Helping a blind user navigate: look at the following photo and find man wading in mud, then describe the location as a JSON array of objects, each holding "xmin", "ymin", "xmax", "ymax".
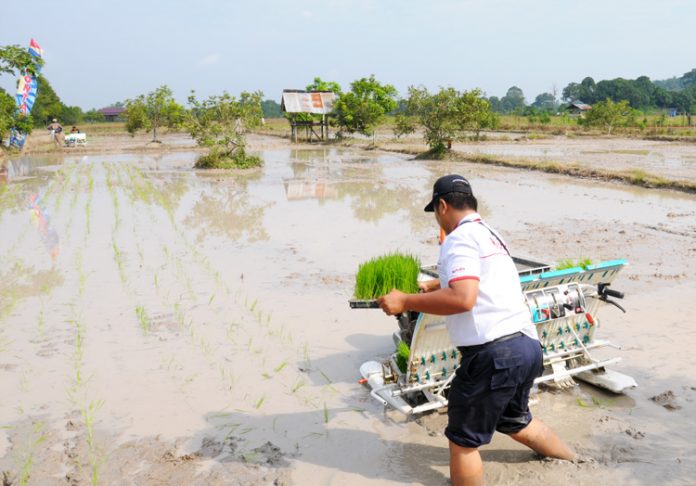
[{"xmin": 378, "ymin": 174, "xmax": 574, "ymax": 485}]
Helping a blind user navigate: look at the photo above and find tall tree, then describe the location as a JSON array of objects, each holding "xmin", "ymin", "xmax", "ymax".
[
  {"xmin": 398, "ymin": 86, "xmax": 497, "ymax": 154},
  {"xmin": 125, "ymin": 85, "xmax": 184, "ymax": 142},
  {"xmin": 261, "ymin": 99, "xmax": 282, "ymax": 118},
  {"xmin": 531, "ymin": 92, "xmax": 558, "ymax": 112},
  {"xmin": 580, "ymin": 99, "xmax": 634, "ymax": 134},
  {"xmin": 500, "ymin": 86, "xmax": 526, "ymax": 113},
  {"xmin": 334, "ymin": 75, "xmax": 398, "ymax": 141},
  {"xmin": 305, "ymin": 77, "xmax": 342, "ymax": 94}
]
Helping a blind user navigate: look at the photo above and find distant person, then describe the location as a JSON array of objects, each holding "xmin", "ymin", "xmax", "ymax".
[
  {"xmin": 70, "ymin": 126, "xmax": 80, "ymax": 134},
  {"xmin": 47, "ymin": 119, "xmax": 64, "ymax": 147}
]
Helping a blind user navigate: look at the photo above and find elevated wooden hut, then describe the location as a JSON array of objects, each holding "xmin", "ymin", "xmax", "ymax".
[{"xmin": 281, "ymin": 90, "xmax": 336, "ymax": 142}]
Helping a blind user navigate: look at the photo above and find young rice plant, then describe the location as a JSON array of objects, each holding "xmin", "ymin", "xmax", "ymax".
[{"xmin": 354, "ymin": 253, "xmax": 421, "ymax": 299}]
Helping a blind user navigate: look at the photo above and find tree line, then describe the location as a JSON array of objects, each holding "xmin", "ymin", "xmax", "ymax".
[{"xmin": 487, "ymin": 69, "xmax": 696, "ymax": 116}]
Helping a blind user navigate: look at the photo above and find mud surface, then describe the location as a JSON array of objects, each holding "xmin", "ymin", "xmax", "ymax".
[
  {"xmin": 1, "ymin": 135, "xmax": 695, "ymax": 484},
  {"xmin": 381, "ymin": 134, "xmax": 696, "ymax": 182}
]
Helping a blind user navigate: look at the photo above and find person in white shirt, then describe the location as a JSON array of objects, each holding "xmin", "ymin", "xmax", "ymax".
[{"xmin": 378, "ymin": 174, "xmax": 574, "ymax": 486}]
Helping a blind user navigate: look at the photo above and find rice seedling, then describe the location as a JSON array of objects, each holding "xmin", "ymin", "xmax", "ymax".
[
  {"xmin": 36, "ymin": 310, "xmax": 46, "ymax": 339},
  {"xmin": 323, "ymin": 402, "xmax": 329, "ymax": 424},
  {"xmin": 395, "ymin": 341, "xmax": 410, "ymax": 373},
  {"xmin": 291, "ymin": 379, "xmax": 306, "ymax": 394},
  {"xmin": 318, "ymin": 369, "xmax": 332, "ymax": 384},
  {"xmin": 81, "ymin": 399, "xmax": 105, "ymax": 486},
  {"xmin": 135, "ymin": 305, "xmax": 150, "ymax": 334},
  {"xmin": 111, "ymin": 239, "xmax": 127, "ymax": 285},
  {"xmin": 354, "ymin": 253, "xmax": 421, "ymax": 299},
  {"xmin": 274, "ymin": 361, "xmax": 287, "ymax": 373},
  {"xmin": 556, "ymin": 258, "xmax": 593, "ymax": 270},
  {"xmin": 254, "ymin": 395, "xmax": 265, "ymax": 409},
  {"xmin": 17, "ymin": 421, "xmax": 47, "ymax": 486}
]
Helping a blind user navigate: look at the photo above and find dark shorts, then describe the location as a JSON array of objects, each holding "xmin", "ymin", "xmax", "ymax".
[{"xmin": 445, "ymin": 333, "xmax": 543, "ymax": 448}]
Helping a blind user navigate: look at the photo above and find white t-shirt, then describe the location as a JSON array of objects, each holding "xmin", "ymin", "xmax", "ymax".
[{"xmin": 437, "ymin": 213, "xmax": 537, "ymax": 346}]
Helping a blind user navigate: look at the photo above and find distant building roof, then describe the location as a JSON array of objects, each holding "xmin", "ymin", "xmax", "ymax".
[
  {"xmin": 281, "ymin": 90, "xmax": 336, "ymax": 114},
  {"xmin": 568, "ymin": 102, "xmax": 592, "ymax": 111},
  {"xmin": 98, "ymin": 106, "xmax": 126, "ymax": 116}
]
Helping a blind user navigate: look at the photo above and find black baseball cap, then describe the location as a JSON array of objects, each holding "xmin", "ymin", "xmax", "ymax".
[{"xmin": 424, "ymin": 174, "xmax": 473, "ymax": 212}]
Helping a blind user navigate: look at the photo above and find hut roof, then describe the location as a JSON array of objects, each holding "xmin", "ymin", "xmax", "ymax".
[
  {"xmin": 98, "ymin": 106, "xmax": 126, "ymax": 116},
  {"xmin": 281, "ymin": 90, "xmax": 336, "ymax": 114}
]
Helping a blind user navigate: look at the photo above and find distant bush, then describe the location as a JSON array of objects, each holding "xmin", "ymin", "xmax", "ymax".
[{"xmin": 194, "ymin": 146, "xmax": 262, "ymax": 169}]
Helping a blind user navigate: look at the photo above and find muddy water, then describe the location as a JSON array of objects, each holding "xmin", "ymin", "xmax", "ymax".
[{"xmin": 1, "ymin": 143, "xmax": 695, "ymax": 485}]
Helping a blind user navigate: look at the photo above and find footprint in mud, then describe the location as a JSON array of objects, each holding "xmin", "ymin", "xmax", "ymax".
[
  {"xmin": 624, "ymin": 426, "xmax": 646, "ymax": 439},
  {"xmin": 250, "ymin": 441, "xmax": 289, "ymax": 467},
  {"xmin": 650, "ymin": 390, "xmax": 681, "ymax": 411}
]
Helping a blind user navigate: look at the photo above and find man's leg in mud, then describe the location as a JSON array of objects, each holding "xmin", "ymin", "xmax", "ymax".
[
  {"xmin": 449, "ymin": 441, "xmax": 484, "ymax": 486},
  {"xmin": 508, "ymin": 418, "xmax": 575, "ymax": 460}
]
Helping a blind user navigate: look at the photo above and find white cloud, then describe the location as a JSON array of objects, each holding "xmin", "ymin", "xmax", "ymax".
[{"xmin": 199, "ymin": 54, "xmax": 220, "ymax": 66}]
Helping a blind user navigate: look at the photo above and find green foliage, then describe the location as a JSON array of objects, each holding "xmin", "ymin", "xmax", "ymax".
[
  {"xmin": 531, "ymin": 92, "xmax": 558, "ymax": 112},
  {"xmin": 306, "ymin": 77, "xmax": 342, "ymax": 94},
  {"xmin": 335, "ymin": 75, "xmax": 398, "ymax": 138},
  {"xmin": 194, "ymin": 146, "xmax": 263, "ymax": 169},
  {"xmin": 402, "ymin": 86, "xmax": 498, "ymax": 153},
  {"xmin": 0, "ymin": 90, "xmax": 33, "ymax": 140},
  {"xmin": 30, "ymin": 76, "xmax": 63, "ymax": 126},
  {"xmin": 395, "ymin": 341, "xmax": 410, "ymax": 373},
  {"xmin": 0, "ymin": 44, "xmax": 43, "ymax": 77},
  {"xmin": 187, "ymin": 90, "xmax": 264, "ymax": 169},
  {"xmin": 563, "ymin": 70, "xmax": 696, "ymax": 114},
  {"xmin": 556, "ymin": 258, "xmax": 593, "ymax": 270},
  {"xmin": 500, "ymin": 86, "xmax": 526, "ymax": 114},
  {"xmin": 125, "ymin": 85, "xmax": 184, "ymax": 141},
  {"xmin": 579, "ymin": 99, "xmax": 635, "ymax": 134},
  {"xmin": 354, "ymin": 253, "xmax": 420, "ymax": 299},
  {"xmin": 261, "ymin": 99, "xmax": 282, "ymax": 118},
  {"xmin": 83, "ymin": 109, "xmax": 105, "ymax": 123},
  {"xmin": 393, "ymin": 112, "xmax": 417, "ymax": 138}
]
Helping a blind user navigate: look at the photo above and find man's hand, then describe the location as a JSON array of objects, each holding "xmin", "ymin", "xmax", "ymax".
[
  {"xmin": 377, "ymin": 289, "xmax": 407, "ymax": 316},
  {"xmin": 418, "ymin": 279, "xmax": 440, "ymax": 293}
]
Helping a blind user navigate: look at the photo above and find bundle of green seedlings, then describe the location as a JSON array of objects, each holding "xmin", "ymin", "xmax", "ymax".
[
  {"xmin": 556, "ymin": 258, "xmax": 593, "ymax": 270},
  {"xmin": 353, "ymin": 253, "xmax": 421, "ymax": 300}
]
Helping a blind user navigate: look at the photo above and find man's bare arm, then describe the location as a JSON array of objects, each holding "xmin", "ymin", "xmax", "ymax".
[{"xmin": 378, "ymin": 279, "xmax": 478, "ymax": 316}]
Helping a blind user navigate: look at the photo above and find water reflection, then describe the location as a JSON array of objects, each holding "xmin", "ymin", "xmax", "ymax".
[
  {"xmin": 1, "ymin": 155, "xmax": 62, "ymax": 182},
  {"xmin": 27, "ymin": 192, "xmax": 60, "ymax": 262},
  {"xmin": 285, "ymin": 149, "xmax": 434, "ymax": 230},
  {"xmin": 184, "ymin": 178, "xmax": 271, "ymax": 243}
]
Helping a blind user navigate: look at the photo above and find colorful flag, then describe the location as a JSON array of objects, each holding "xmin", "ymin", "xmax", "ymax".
[
  {"xmin": 9, "ymin": 39, "xmax": 43, "ymax": 149},
  {"xmin": 28, "ymin": 38, "xmax": 43, "ymax": 59}
]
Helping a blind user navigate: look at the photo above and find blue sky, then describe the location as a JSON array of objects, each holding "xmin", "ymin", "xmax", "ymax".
[{"xmin": 1, "ymin": 0, "xmax": 694, "ymax": 109}]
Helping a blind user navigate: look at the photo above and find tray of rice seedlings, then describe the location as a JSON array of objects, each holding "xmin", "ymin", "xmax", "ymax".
[{"xmin": 349, "ymin": 253, "xmax": 421, "ymax": 309}]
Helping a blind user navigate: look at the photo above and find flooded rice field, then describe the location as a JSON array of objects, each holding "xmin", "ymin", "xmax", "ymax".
[
  {"xmin": 1, "ymin": 139, "xmax": 695, "ymax": 485},
  {"xmin": 450, "ymin": 137, "xmax": 696, "ymax": 181}
]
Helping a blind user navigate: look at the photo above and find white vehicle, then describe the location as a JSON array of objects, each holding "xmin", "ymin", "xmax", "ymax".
[{"xmin": 64, "ymin": 133, "xmax": 87, "ymax": 147}]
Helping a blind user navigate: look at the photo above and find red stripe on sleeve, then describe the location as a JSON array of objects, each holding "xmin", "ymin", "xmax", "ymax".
[{"xmin": 449, "ymin": 276, "xmax": 480, "ymax": 285}]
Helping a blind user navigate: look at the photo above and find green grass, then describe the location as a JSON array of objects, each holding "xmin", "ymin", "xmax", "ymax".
[{"xmin": 354, "ymin": 253, "xmax": 421, "ymax": 299}]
